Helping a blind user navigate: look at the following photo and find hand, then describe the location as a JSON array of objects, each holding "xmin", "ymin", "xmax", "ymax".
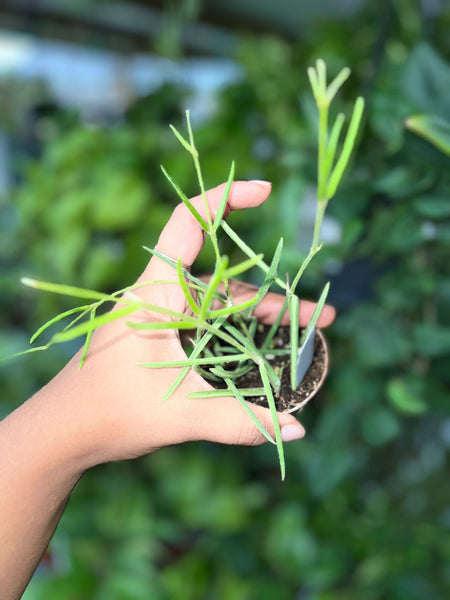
[
  {"xmin": 0, "ymin": 180, "xmax": 335, "ymax": 600},
  {"xmin": 35, "ymin": 181, "xmax": 335, "ymax": 471}
]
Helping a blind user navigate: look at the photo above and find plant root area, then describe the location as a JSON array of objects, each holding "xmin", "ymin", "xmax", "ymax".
[{"xmin": 210, "ymin": 325, "xmax": 327, "ymax": 413}]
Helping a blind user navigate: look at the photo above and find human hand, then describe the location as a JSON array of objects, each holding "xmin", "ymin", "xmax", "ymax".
[{"xmin": 35, "ymin": 181, "xmax": 335, "ymax": 472}]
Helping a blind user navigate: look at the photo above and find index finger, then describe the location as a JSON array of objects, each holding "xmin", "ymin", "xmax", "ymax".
[{"xmin": 143, "ymin": 180, "xmax": 272, "ymax": 281}]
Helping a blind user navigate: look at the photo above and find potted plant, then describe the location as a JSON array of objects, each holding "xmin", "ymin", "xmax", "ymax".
[{"xmin": 13, "ymin": 60, "xmax": 364, "ymax": 479}]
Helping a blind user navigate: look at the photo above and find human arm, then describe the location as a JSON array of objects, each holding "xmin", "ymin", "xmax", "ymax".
[{"xmin": 0, "ymin": 181, "xmax": 335, "ymax": 599}]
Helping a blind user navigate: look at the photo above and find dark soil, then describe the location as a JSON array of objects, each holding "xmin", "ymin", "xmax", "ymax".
[{"xmin": 237, "ymin": 326, "xmax": 327, "ymax": 412}]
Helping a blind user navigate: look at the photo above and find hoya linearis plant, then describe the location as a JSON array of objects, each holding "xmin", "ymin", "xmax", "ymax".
[{"xmin": 11, "ymin": 60, "xmax": 364, "ymax": 479}]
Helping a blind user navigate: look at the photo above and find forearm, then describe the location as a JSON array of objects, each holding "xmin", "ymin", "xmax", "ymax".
[{"xmin": 0, "ymin": 386, "xmax": 84, "ymax": 600}]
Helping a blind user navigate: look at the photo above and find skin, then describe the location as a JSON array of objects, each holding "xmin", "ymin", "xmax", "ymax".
[{"xmin": 0, "ymin": 181, "xmax": 335, "ymax": 599}]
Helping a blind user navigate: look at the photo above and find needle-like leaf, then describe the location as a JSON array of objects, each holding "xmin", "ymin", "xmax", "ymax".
[
  {"xmin": 225, "ymin": 378, "xmax": 276, "ymax": 444},
  {"xmin": 260, "ymin": 364, "xmax": 285, "ymax": 480},
  {"xmin": 299, "ymin": 281, "xmax": 330, "ymax": 346},
  {"xmin": 30, "ymin": 305, "xmax": 91, "ymax": 343},
  {"xmin": 79, "ymin": 308, "xmax": 96, "ymax": 368},
  {"xmin": 160, "ymin": 165, "xmax": 209, "ymax": 231},
  {"xmin": 289, "ymin": 294, "xmax": 300, "ymax": 391},
  {"xmin": 214, "ymin": 161, "xmax": 235, "ymax": 231}
]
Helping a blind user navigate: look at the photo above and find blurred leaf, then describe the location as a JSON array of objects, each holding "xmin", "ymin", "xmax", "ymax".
[
  {"xmin": 406, "ymin": 114, "xmax": 450, "ymax": 156},
  {"xmin": 361, "ymin": 407, "xmax": 401, "ymax": 446},
  {"xmin": 413, "ymin": 195, "xmax": 450, "ymax": 219},
  {"xmin": 414, "ymin": 323, "xmax": 450, "ymax": 356},
  {"xmin": 387, "ymin": 378, "xmax": 427, "ymax": 415}
]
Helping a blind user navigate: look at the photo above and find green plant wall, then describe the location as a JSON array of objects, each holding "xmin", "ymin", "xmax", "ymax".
[{"xmin": 1, "ymin": 1, "xmax": 449, "ymax": 598}]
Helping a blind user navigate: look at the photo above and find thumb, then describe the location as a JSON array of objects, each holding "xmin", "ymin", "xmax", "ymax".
[{"xmin": 185, "ymin": 394, "xmax": 306, "ymax": 446}]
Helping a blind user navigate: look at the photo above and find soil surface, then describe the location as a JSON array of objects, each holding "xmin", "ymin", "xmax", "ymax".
[{"xmin": 209, "ymin": 325, "xmax": 327, "ymax": 413}]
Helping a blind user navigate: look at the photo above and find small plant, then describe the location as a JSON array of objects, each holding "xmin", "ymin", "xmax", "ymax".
[{"xmin": 12, "ymin": 61, "xmax": 364, "ymax": 479}]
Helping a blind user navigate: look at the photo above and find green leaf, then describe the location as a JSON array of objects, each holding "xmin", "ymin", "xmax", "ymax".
[
  {"xmin": 414, "ymin": 323, "xmax": 450, "ymax": 356},
  {"xmin": 30, "ymin": 305, "xmax": 91, "ymax": 343},
  {"xmin": 214, "ymin": 161, "xmax": 235, "ymax": 231},
  {"xmin": 413, "ymin": 196, "xmax": 450, "ymax": 219},
  {"xmin": 406, "ymin": 114, "xmax": 450, "ymax": 155},
  {"xmin": 140, "ymin": 353, "xmax": 248, "ymax": 368},
  {"xmin": 387, "ymin": 378, "xmax": 427, "ymax": 415},
  {"xmin": 161, "ymin": 315, "xmax": 228, "ymax": 401},
  {"xmin": 299, "ymin": 282, "xmax": 330, "ymax": 346},
  {"xmin": 259, "ymin": 364, "xmax": 285, "ymax": 480},
  {"xmin": 160, "ymin": 165, "xmax": 209, "ymax": 230},
  {"xmin": 221, "ymin": 221, "xmax": 287, "ymax": 290},
  {"xmin": 187, "ymin": 388, "xmax": 266, "ymax": 398},
  {"xmin": 207, "ymin": 296, "xmax": 258, "ymax": 319},
  {"xmin": 326, "ymin": 96, "xmax": 365, "ymax": 199},
  {"xmin": 324, "ymin": 113, "xmax": 345, "ymax": 179},
  {"xmin": 223, "ymin": 254, "xmax": 264, "ymax": 280},
  {"xmin": 21, "ymin": 278, "xmax": 113, "ymax": 302},
  {"xmin": 326, "ymin": 67, "xmax": 351, "ymax": 103},
  {"xmin": 246, "ymin": 238, "xmax": 284, "ymax": 318},
  {"xmin": 53, "ymin": 303, "xmax": 141, "ymax": 342},
  {"xmin": 225, "ymin": 378, "xmax": 276, "ymax": 445},
  {"xmin": 79, "ymin": 308, "xmax": 96, "ymax": 368},
  {"xmin": 169, "ymin": 123, "xmax": 193, "ymax": 153},
  {"xmin": 177, "ymin": 258, "xmax": 200, "ymax": 316},
  {"xmin": 289, "ymin": 294, "xmax": 299, "ymax": 391},
  {"xmin": 199, "ymin": 256, "xmax": 229, "ymax": 320}
]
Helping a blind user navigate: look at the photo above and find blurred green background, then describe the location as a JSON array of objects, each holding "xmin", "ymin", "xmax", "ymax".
[{"xmin": 1, "ymin": 1, "xmax": 449, "ymax": 598}]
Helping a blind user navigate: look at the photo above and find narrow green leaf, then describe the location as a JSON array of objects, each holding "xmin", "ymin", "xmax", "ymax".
[
  {"xmin": 169, "ymin": 123, "xmax": 193, "ymax": 153},
  {"xmin": 221, "ymin": 221, "xmax": 287, "ymax": 290},
  {"xmin": 246, "ymin": 238, "xmax": 284, "ymax": 317},
  {"xmin": 21, "ymin": 278, "xmax": 113, "ymax": 302},
  {"xmin": 289, "ymin": 294, "xmax": 300, "ymax": 390},
  {"xmin": 30, "ymin": 305, "xmax": 91, "ymax": 343},
  {"xmin": 53, "ymin": 304, "xmax": 140, "ymax": 342},
  {"xmin": 127, "ymin": 320, "xmax": 196, "ymax": 331},
  {"xmin": 326, "ymin": 67, "xmax": 351, "ymax": 102},
  {"xmin": 327, "ymin": 96, "xmax": 364, "ymax": 199},
  {"xmin": 199, "ymin": 256, "xmax": 229, "ymax": 320},
  {"xmin": 307, "ymin": 66, "xmax": 321, "ymax": 100},
  {"xmin": 143, "ymin": 246, "xmax": 229, "ymax": 301},
  {"xmin": 324, "ymin": 113, "xmax": 345, "ymax": 179},
  {"xmin": 214, "ymin": 161, "xmax": 235, "ymax": 231},
  {"xmin": 79, "ymin": 308, "xmax": 96, "ymax": 368},
  {"xmin": 210, "ymin": 362, "xmax": 253, "ymax": 380},
  {"xmin": 161, "ymin": 316, "xmax": 227, "ymax": 401},
  {"xmin": 1, "ymin": 344, "xmax": 50, "ymax": 362},
  {"xmin": 160, "ymin": 165, "xmax": 209, "ymax": 230},
  {"xmin": 187, "ymin": 388, "xmax": 266, "ymax": 398},
  {"xmin": 259, "ymin": 364, "xmax": 285, "ymax": 480},
  {"xmin": 225, "ymin": 378, "xmax": 276, "ymax": 444},
  {"xmin": 406, "ymin": 114, "xmax": 450, "ymax": 156},
  {"xmin": 177, "ymin": 258, "xmax": 200, "ymax": 315},
  {"xmin": 262, "ymin": 295, "xmax": 288, "ymax": 351},
  {"xmin": 223, "ymin": 253, "xmax": 264, "ymax": 280},
  {"xmin": 316, "ymin": 59, "xmax": 327, "ymax": 94},
  {"xmin": 140, "ymin": 353, "xmax": 248, "ymax": 368},
  {"xmin": 299, "ymin": 281, "xmax": 330, "ymax": 346},
  {"xmin": 207, "ymin": 296, "xmax": 258, "ymax": 319}
]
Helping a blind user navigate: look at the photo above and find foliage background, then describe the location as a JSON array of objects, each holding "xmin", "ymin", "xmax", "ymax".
[{"xmin": 1, "ymin": 1, "xmax": 449, "ymax": 598}]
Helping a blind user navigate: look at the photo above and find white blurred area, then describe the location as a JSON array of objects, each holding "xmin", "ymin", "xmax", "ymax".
[{"xmin": 0, "ymin": 29, "xmax": 243, "ymax": 121}]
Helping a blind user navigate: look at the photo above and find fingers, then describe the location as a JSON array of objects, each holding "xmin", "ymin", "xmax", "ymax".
[
  {"xmin": 182, "ymin": 392, "xmax": 305, "ymax": 446},
  {"xmin": 141, "ymin": 180, "xmax": 272, "ymax": 283},
  {"xmin": 255, "ymin": 292, "xmax": 336, "ymax": 328}
]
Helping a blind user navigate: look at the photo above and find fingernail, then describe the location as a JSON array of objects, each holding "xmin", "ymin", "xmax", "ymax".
[
  {"xmin": 249, "ymin": 180, "xmax": 271, "ymax": 186},
  {"xmin": 281, "ymin": 424, "xmax": 305, "ymax": 442}
]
